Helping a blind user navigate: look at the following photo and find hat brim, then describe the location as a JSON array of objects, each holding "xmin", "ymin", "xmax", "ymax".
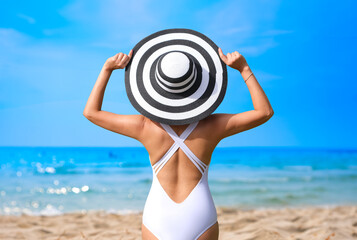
[{"xmin": 125, "ymin": 28, "xmax": 227, "ymax": 125}]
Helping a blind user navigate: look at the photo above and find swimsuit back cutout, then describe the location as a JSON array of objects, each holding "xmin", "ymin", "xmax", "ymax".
[
  {"xmin": 142, "ymin": 121, "xmax": 217, "ymax": 240},
  {"xmin": 152, "ymin": 121, "xmax": 207, "ymax": 177}
]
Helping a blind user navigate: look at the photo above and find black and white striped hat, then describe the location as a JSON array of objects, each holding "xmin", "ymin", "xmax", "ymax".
[{"xmin": 125, "ymin": 28, "xmax": 227, "ymax": 125}]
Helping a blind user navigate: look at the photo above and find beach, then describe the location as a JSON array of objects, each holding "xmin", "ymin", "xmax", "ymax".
[
  {"xmin": 1, "ymin": 205, "xmax": 356, "ymax": 240},
  {"xmin": 1, "ymin": 147, "xmax": 357, "ymax": 239}
]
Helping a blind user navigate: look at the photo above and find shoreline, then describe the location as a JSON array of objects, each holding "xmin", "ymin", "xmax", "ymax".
[
  {"xmin": 3, "ymin": 202, "xmax": 357, "ymax": 217},
  {"xmin": 1, "ymin": 204, "xmax": 356, "ymax": 240}
]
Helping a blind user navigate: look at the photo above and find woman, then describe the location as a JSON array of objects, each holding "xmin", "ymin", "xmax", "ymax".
[{"xmin": 83, "ymin": 35, "xmax": 274, "ymax": 240}]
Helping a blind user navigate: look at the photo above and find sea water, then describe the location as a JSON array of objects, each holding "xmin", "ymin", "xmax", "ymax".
[{"xmin": 0, "ymin": 147, "xmax": 356, "ymax": 216}]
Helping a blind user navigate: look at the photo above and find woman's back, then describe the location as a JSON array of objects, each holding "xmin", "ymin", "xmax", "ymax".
[
  {"xmin": 141, "ymin": 116, "xmax": 220, "ymax": 239},
  {"xmin": 142, "ymin": 116, "xmax": 218, "ymax": 203}
]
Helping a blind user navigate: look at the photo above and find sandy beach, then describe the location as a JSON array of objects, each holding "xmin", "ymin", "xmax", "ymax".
[{"xmin": 1, "ymin": 205, "xmax": 356, "ymax": 240}]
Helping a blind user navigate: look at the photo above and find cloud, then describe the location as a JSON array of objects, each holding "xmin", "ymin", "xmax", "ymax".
[
  {"xmin": 196, "ymin": 0, "xmax": 285, "ymax": 56},
  {"xmin": 17, "ymin": 13, "xmax": 36, "ymax": 24},
  {"xmin": 219, "ymin": 26, "xmax": 253, "ymax": 36},
  {"xmin": 0, "ymin": 27, "xmax": 104, "ymax": 109},
  {"xmin": 42, "ymin": 28, "xmax": 67, "ymax": 36},
  {"xmin": 260, "ymin": 29, "xmax": 294, "ymax": 36},
  {"xmin": 58, "ymin": 0, "xmax": 164, "ymax": 49},
  {"xmin": 0, "ymin": 28, "xmax": 29, "ymax": 47},
  {"xmin": 239, "ymin": 38, "xmax": 279, "ymax": 56},
  {"xmin": 254, "ymin": 70, "xmax": 282, "ymax": 82}
]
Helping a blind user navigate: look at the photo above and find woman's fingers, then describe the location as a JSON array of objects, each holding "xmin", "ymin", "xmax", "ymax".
[
  {"xmin": 115, "ymin": 50, "xmax": 133, "ymax": 68},
  {"xmin": 229, "ymin": 51, "xmax": 240, "ymax": 61},
  {"xmin": 125, "ymin": 49, "xmax": 133, "ymax": 65},
  {"xmin": 117, "ymin": 53, "xmax": 124, "ymax": 62},
  {"xmin": 105, "ymin": 50, "xmax": 134, "ymax": 70},
  {"xmin": 128, "ymin": 49, "xmax": 133, "ymax": 58},
  {"xmin": 119, "ymin": 55, "xmax": 129, "ymax": 66},
  {"xmin": 227, "ymin": 53, "xmax": 233, "ymax": 63},
  {"xmin": 218, "ymin": 47, "xmax": 228, "ymax": 64},
  {"xmin": 217, "ymin": 49, "xmax": 245, "ymax": 71}
]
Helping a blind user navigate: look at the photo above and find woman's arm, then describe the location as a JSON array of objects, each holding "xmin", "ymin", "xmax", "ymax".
[
  {"xmin": 208, "ymin": 48, "xmax": 274, "ymax": 141},
  {"xmin": 83, "ymin": 51, "xmax": 147, "ymax": 141}
]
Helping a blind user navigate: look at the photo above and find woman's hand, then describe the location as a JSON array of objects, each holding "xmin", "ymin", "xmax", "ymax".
[
  {"xmin": 218, "ymin": 48, "xmax": 250, "ymax": 73},
  {"xmin": 104, "ymin": 50, "xmax": 133, "ymax": 71}
]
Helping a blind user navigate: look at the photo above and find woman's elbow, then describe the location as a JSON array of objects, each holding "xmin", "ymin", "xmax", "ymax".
[
  {"xmin": 259, "ymin": 108, "xmax": 274, "ymax": 121},
  {"xmin": 266, "ymin": 109, "xmax": 274, "ymax": 119},
  {"xmin": 83, "ymin": 110, "xmax": 94, "ymax": 119}
]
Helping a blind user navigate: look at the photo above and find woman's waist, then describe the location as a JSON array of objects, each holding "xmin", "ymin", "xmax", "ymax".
[{"xmin": 145, "ymin": 177, "xmax": 215, "ymax": 207}]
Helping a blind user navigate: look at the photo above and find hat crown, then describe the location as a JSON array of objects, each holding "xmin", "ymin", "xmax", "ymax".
[
  {"xmin": 160, "ymin": 52, "xmax": 190, "ymax": 78},
  {"xmin": 156, "ymin": 51, "xmax": 197, "ymax": 94}
]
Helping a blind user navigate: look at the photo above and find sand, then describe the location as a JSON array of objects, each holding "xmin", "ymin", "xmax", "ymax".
[{"xmin": 1, "ymin": 205, "xmax": 357, "ymax": 240}]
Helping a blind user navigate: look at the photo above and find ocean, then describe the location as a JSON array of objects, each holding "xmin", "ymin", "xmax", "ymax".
[{"xmin": 0, "ymin": 147, "xmax": 356, "ymax": 216}]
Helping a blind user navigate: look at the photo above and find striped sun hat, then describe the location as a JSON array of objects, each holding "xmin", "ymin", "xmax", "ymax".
[{"xmin": 125, "ymin": 28, "xmax": 227, "ymax": 125}]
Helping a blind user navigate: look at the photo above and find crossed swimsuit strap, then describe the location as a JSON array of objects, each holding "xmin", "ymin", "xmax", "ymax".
[{"xmin": 152, "ymin": 121, "xmax": 208, "ymax": 175}]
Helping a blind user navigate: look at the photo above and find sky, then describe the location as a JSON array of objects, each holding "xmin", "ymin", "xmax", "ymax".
[{"xmin": 0, "ymin": 0, "xmax": 356, "ymax": 148}]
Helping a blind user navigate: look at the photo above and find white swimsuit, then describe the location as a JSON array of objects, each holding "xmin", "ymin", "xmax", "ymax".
[{"xmin": 142, "ymin": 121, "xmax": 218, "ymax": 240}]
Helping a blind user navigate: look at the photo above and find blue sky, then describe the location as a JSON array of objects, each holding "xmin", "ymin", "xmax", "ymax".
[{"xmin": 1, "ymin": 0, "xmax": 356, "ymax": 148}]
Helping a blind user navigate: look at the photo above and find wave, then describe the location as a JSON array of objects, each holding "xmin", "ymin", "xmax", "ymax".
[{"xmin": 0, "ymin": 204, "xmax": 63, "ymax": 216}]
